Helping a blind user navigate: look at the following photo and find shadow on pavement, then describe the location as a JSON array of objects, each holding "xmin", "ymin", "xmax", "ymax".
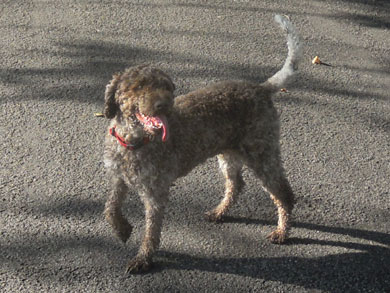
[
  {"xmin": 152, "ymin": 219, "xmax": 390, "ymax": 292},
  {"xmin": 2, "ymin": 210, "xmax": 389, "ymax": 292},
  {"xmin": 0, "ymin": 40, "xmax": 270, "ymax": 105}
]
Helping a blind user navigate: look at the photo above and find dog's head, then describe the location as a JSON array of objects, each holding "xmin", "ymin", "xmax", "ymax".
[{"xmin": 104, "ymin": 65, "xmax": 175, "ymax": 142}]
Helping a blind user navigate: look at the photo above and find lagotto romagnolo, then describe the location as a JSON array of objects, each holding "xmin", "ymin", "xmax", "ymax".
[{"xmin": 103, "ymin": 15, "xmax": 302, "ymax": 273}]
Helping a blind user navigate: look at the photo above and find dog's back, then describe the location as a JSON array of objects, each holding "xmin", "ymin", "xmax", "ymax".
[{"xmin": 166, "ymin": 81, "xmax": 276, "ymax": 174}]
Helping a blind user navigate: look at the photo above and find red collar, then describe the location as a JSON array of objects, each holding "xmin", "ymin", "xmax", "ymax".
[{"xmin": 109, "ymin": 126, "xmax": 150, "ymax": 150}]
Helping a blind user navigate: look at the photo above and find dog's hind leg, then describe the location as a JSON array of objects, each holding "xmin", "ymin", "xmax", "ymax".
[
  {"xmin": 244, "ymin": 146, "xmax": 295, "ymax": 244},
  {"xmin": 104, "ymin": 176, "xmax": 133, "ymax": 243},
  {"xmin": 205, "ymin": 151, "xmax": 244, "ymax": 222},
  {"xmin": 262, "ymin": 171, "xmax": 294, "ymax": 244}
]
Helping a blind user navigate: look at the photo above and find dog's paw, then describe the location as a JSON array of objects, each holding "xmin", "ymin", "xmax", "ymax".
[
  {"xmin": 105, "ymin": 211, "xmax": 133, "ymax": 243},
  {"xmin": 267, "ymin": 229, "xmax": 287, "ymax": 244},
  {"xmin": 126, "ymin": 256, "xmax": 152, "ymax": 274},
  {"xmin": 204, "ymin": 210, "xmax": 224, "ymax": 223}
]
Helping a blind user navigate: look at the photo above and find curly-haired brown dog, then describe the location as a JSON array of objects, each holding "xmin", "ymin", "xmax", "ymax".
[{"xmin": 103, "ymin": 15, "xmax": 302, "ymax": 273}]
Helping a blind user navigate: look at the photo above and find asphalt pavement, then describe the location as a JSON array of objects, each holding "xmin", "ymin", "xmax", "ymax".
[{"xmin": 1, "ymin": 0, "xmax": 389, "ymax": 292}]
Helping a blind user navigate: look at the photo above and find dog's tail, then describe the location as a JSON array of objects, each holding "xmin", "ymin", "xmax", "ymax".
[{"xmin": 261, "ymin": 15, "xmax": 302, "ymax": 92}]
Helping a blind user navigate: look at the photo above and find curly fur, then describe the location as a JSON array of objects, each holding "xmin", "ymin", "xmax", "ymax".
[{"xmin": 103, "ymin": 15, "xmax": 302, "ymax": 273}]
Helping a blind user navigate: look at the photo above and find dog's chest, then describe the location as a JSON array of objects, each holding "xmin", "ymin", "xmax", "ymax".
[{"xmin": 113, "ymin": 143, "xmax": 177, "ymax": 185}]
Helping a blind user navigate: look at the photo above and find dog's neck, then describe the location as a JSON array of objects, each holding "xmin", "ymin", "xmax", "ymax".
[
  {"xmin": 110, "ymin": 115, "xmax": 153, "ymax": 149},
  {"xmin": 109, "ymin": 125, "xmax": 150, "ymax": 150}
]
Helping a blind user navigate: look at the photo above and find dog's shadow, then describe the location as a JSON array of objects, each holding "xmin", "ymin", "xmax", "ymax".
[{"xmin": 152, "ymin": 217, "xmax": 390, "ymax": 292}]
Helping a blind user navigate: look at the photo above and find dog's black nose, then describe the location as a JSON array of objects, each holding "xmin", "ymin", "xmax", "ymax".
[{"xmin": 154, "ymin": 100, "xmax": 168, "ymax": 111}]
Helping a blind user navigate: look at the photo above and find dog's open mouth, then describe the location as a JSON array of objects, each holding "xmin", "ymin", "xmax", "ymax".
[{"xmin": 135, "ymin": 113, "xmax": 169, "ymax": 142}]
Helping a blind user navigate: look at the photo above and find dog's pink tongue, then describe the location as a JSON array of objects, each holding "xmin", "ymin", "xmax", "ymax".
[
  {"xmin": 136, "ymin": 113, "xmax": 169, "ymax": 142},
  {"xmin": 156, "ymin": 115, "xmax": 169, "ymax": 142}
]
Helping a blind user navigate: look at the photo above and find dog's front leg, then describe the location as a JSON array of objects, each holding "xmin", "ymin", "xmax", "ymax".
[
  {"xmin": 104, "ymin": 176, "xmax": 133, "ymax": 243},
  {"xmin": 126, "ymin": 188, "xmax": 168, "ymax": 273}
]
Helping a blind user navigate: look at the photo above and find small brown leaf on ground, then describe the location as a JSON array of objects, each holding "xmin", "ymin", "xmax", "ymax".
[
  {"xmin": 312, "ymin": 56, "xmax": 331, "ymax": 66},
  {"xmin": 312, "ymin": 56, "xmax": 321, "ymax": 64}
]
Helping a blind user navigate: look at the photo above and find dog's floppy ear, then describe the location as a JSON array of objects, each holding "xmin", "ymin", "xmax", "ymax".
[{"xmin": 104, "ymin": 75, "xmax": 120, "ymax": 119}]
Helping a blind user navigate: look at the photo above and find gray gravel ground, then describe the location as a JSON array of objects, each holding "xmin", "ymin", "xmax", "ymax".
[{"xmin": 1, "ymin": 0, "xmax": 389, "ymax": 292}]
